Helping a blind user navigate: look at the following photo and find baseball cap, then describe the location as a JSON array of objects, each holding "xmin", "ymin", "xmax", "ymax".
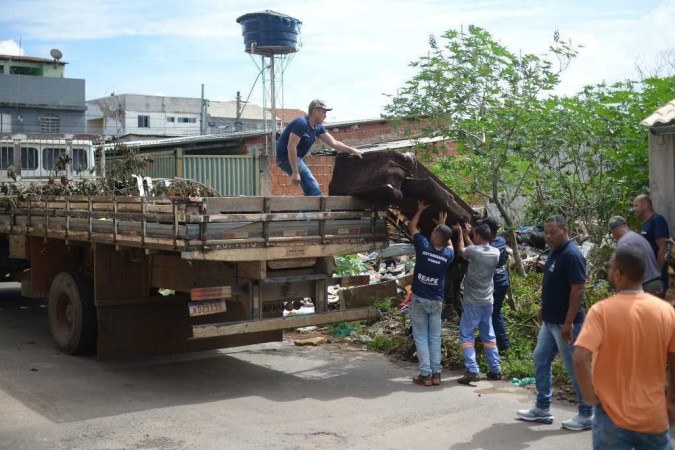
[
  {"xmin": 608, "ymin": 215, "xmax": 627, "ymax": 230},
  {"xmin": 308, "ymin": 99, "xmax": 332, "ymax": 111}
]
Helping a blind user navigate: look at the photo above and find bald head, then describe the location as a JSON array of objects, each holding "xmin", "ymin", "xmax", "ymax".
[{"xmin": 632, "ymin": 194, "xmax": 654, "ymax": 221}]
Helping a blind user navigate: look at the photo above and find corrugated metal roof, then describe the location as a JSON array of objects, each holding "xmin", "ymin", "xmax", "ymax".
[
  {"xmin": 102, "ymin": 131, "xmax": 268, "ymax": 150},
  {"xmin": 641, "ymin": 99, "xmax": 675, "ymax": 126}
]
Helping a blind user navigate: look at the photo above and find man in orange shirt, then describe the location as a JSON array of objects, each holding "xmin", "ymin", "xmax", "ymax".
[{"xmin": 573, "ymin": 246, "xmax": 675, "ymax": 449}]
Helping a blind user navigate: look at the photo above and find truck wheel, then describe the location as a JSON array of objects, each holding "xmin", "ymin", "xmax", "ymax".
[{"xmin": 48, "ymin": 272, "xmax": 97, "ymax": 355}]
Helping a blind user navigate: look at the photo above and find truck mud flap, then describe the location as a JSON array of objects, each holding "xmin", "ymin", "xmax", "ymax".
[{"xmin": 191, "ymin": 307, "xmax": 379, "ymax": 339}]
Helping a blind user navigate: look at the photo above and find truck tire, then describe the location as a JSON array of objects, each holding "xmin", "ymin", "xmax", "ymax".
[{"xmin": 48, "ymin": 272, "xmax": 97, "ymax": 355}]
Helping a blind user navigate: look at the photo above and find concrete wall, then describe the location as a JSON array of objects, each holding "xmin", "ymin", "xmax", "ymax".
[
  {"xmin": 648, "ymin": 132, "xmax": 675, "ymax": 235},
  {"xmin": 0, "ymin": 73, "xmax": 85, "ymax": 134},
  {"xmin": 0, "ymin": 74, "xmax": 84, "ymax": 109},
  {"xmin": 0, "ymin": 107, "xmax": 85, "ymax": 134}
]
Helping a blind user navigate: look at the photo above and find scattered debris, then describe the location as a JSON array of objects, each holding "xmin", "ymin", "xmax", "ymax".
[
  {"xmin": 296, "ymin": 326, "xmax": 318, "ymax": 334},
  {"xmin": 511, "ymin": 377, "xmax": 536, "ymax": 386},
  {"xmin": 294, "ymin": 336, "xmax": 328, "ymax": 346}
]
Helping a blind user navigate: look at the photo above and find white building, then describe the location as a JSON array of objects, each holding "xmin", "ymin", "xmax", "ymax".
[{"xmin": 86, "ymin": 94, "xmax": 275, "ymax": 141}]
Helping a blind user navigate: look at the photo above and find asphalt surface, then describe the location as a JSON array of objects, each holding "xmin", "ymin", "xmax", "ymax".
[{"xmin": 1, "ymin": 281, "xmax": 600, "ymax": 449}]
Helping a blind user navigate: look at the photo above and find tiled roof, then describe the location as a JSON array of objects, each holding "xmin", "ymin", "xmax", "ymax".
[
  {"xmin": 269, "ymin": 108, "xmax": 306, "ymax": 125},
  {"xmin": 642, "ymin": 99, "xmax": 675, "ymax": 126},
  {"xmin": 0, "ymin": 54, "xmax": 66, "ymax": 64}
]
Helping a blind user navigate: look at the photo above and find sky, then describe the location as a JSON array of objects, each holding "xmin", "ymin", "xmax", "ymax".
[{"xmin": 1, "ymin": 0, "xmax": 674, "ymax": 122}]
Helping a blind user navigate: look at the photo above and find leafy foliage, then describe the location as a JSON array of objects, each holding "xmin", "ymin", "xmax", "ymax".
[
  {"xmin": 334, "ymin": 254, "xmax": 368, "ymax": 276},
  {"xmin": 385, "ymin": 26, "xmax": 579, "ymax": 274},
  {"xmin": 526, "ymin": 77, "xmax": 675, "ymax": 241}
]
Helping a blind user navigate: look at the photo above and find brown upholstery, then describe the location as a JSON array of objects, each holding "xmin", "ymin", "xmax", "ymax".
[{"xmin": 329, "ymin": 149, "xmax": 476, "ymax": 235}]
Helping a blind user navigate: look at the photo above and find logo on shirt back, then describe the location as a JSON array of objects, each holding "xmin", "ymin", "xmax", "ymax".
[
  {"xmin": 417, "ymin": 273, "xmax": 439, "ymax": 285},
  {"xmin": 549, "ymin": 262, "xmax": 556, "ymax": 273}
]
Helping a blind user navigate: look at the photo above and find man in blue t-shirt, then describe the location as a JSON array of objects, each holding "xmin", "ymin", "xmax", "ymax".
[
  {"xmin": 633, "ymin": 194, "xmax": 670, "ymax": 298},
  {"xmin": 408, "ymin": 201, "xmax": 454, "ymax": 387},
  {"xmin": 517, "ymin": 215, "xmax": 594, "ymax": 432},
  {"xmin": 276, "ymin": 99, "xmax": 362, "ymax": 196}
]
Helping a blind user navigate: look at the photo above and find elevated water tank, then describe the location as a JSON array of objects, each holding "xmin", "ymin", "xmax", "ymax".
[{"xmin": 236, "ymin": 10, "xmax": 301, "ymax": 55}]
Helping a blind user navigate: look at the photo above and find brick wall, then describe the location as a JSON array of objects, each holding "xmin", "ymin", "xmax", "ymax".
[{"xmin": 270, "ymin": 155, "xmax": 335, "ymax": 196}]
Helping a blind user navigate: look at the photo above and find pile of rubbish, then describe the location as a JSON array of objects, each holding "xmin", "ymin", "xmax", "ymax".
[{"xmin": 0, "ymin": 145, "xmax": 219, "ymax": 210}]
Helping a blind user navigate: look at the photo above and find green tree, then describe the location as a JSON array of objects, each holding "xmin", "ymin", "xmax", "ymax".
[
  {"xmin": 527, "ymin": 76, "xmax": 675, "ymax": 242},
  {"xmin": 385, "ymin": 26, "xmax": 578, "ymax": 275}
]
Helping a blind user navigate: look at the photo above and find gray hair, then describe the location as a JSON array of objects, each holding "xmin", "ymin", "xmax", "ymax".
[{"xmin": 544, "ymin": 214, "xmax": 567, "ymax": 230}]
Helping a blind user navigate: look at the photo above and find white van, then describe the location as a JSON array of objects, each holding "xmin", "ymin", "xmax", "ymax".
[{"xmin": 0, "ymin": 137, "xmax": 96, "ymax": 182}]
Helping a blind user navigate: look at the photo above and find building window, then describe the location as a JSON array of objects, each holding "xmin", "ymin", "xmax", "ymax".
[
  {"xmin": 178, "ymin": 117, "xmax": 197, "ymax": 123},
  {"xmin": 167, "ymin": 116, "xmax": 175, "ymax": 123},
  {"xmin": 72, "ymin": 148, "xmax": 88, "ymax": 172},
  {"xmin": 0, "ymin": 147, "xmax": 14, "ymax": 169},
  {"xmin": 0, "ymin": 65, "xmax": 4, "ymax": 74},
  {"xmin": 43, "ymin": 148, "xmax": 66, "ymax": 171},
  {"xmin": 9, "ymin": 66, "xmax": 42, "ymax": 76},
  {"xmin": 20, "ymin": 147, "xmax": 38, "ymax": 170},
  {"xmin": 40, "ymin": 115, "xmax": 60, "ymax": 133},
  {"xmin": 138, "ymin": 115, "xmax": 150, "ymax": 128}
]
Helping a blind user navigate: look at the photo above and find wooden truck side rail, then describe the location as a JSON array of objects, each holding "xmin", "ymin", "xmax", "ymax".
[{"xmin": 0, "ymin": 195, "xmax": 389, "ymax": 260}]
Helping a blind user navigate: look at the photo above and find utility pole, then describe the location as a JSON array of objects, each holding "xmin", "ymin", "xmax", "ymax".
[
  {"xmin": 235, "ymin": 91, "xmax": 242, "ymax": 131},
  {"xmin": 200, "ymin": 84, "xmax": 206, "ymax": 135}
]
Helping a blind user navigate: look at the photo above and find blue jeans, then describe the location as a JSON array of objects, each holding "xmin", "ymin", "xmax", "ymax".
[
  {"xmin": 277, "ymin": 158, "xmax": 321, "ymax": 196},
  {"xmin": 534, "ymin": 321, "xmax": 593, "ymax": 417},
  {"xmin": 459, "ymin": 303, "xmax": 500, "ymax": 374},
  {"xmin": 492, "ymin": 282, "xmax": 510, "ymax": 350},
  {"xmin": 593, "ymin": 403, "xmax": 672, "ymax": 450},
  {"xmin": 410, "ymin": 295, "xmax": 443, "ymax": 376}
]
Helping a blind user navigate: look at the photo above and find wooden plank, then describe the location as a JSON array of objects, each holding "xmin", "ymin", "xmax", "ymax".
[
  {"xmin": 190, "ymin": 285, "xmax": 232, "ymax": 301},
  {"xmin": 329, "ymin": 274, "xmax": 371, "ymax": 287},
  {"xmin": 182, "ymin": 240, "xmax": 388, "ymax": 261},
  {"xmin": 191, "ymin": 307, "xmax": 379, "ymax": 338},
  {"xmin": 204, "ymin": 197, "xmax": 265, "ymax": 214},
  {"xmin": 324, "ymin": 196, "xmax": 374, "ymax": 211},
  {"xmin": 269, "ymin": 196, "xmax": 320, "ymax": 212},
  {"xmin": 339, "ymin": 280, "xmax": 397, "ymax": 309},
  {"xmin": 190, "ymin": 211, "xmax": 372, "ymax": 223},
  {"xmin": 188, "ymin": 299, "xmax": 227, "ymax": 317}
]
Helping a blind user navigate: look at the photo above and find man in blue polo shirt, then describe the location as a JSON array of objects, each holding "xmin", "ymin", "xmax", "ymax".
[
  {"xmin": 276, "ymin": 99, "xmax": 362, "ymax": 196},
  {"xmin": 517, "ymin": 214, "xmax": 593, "ymax": 431},
  {"xmin": 408, "ymin": 201, "xmax": 454, "ymax": 387},
  {"xmin": 633, "ymin": 194, "xmax": 670, "ymax": 298}
]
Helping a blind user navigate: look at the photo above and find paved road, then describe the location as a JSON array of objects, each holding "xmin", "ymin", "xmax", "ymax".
[{"xmin": 0, "ymin": 282, "xmax": 597, "ymax": 449}]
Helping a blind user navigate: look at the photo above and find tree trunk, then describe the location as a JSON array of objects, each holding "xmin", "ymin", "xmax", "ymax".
[{"xmin": 493, "ymin": 197, "xmax": 526, "ymax": 276}]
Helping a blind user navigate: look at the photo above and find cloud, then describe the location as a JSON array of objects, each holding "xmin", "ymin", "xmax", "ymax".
[{"xmin": 0, "ymin": 39, "xmax": 23, "ymax": 55}]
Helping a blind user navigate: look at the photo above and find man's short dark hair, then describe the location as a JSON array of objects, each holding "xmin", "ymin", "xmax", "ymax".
[
  {"xmin": 479, "ymin": 217, "xmax": 499, "ymax": 235},
  {"xmin": 544, "ymin": 214, "xmax": 567, "ymax": 230},
  {"xmin": 474, "ymin": 224, "xmax": 491, "ymax": 241},
  {"xmin": 434, "ymin": 224, "xmax": 453, "ymax": 243},
  {"xmin": 612, "ymin": 246, "xmax": 646, "ymax": 282}
]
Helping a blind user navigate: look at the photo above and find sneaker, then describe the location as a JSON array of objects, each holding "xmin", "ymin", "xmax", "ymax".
[
  {"xmin": 457, "ymin": 371, "xmax": 480, "ymax": 385},
  {"xmin": 486, "ymin": 371, "xmax": 502, "ymax": 380},
  {"xmin": 516, "ymin": 406, "xmax": 554, "ymax": 424},
  {"xmin": 412, "ymin": 374, "xmax": 432, "ymax": 387},
  {"xmin": 561, "ymin": 414, "xmax": 593, "ymax": 431},
  {"xmin": 431, "ymin": 373, "xmax": 441, "ymax": 386}
]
